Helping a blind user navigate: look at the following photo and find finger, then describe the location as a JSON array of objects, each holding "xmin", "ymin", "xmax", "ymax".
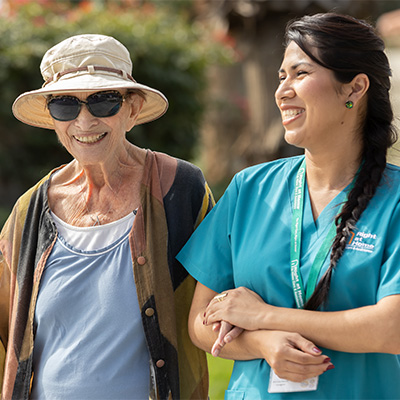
[
  {"xmin": 211, "ymin": 339, "xmax": 224, "ymax": 357},
  {"xmin": 285, "ymin": 358, "xmax": 334, "ymax": 377},
  {"xmin": 206, "ymin": 292, "xmax": 228, "ymax": 314},
  {"xmin": 288, "ymin": 333, "xmax": 323, "ymax": 357},
  {"xmin": 205, "ymin": 295, "xmax": 225, "ymax": 317},
  {"xmin": 212, "ymin": 322, "xmax": 221, "ymax": 332},
  {"xmin": 211, "ymin": 321, "xmax": 233, "ymax": 357},
  {"xmin": 206, "ymin": 290, "xmax": 230, "ymax": 312},
  {"xmin": 272, "ymin": 359, "xmax": 334, "ymax": 383},
  {"xmin": 224, "ymin": 326, "xmax": 244, "ymax": 344},
  {"xmin": 212, "ymin": 292, "xmax": 228, "ymax": 303},
  {"xmin": 211, "ymin": 331, "xmax": 225, "ymax": 357},
  {"xmin": 219, "ymin": 321, "xmax": 234, "ymax": 338},
  {"xmin": 210, "ymin": 328, "xmax": 228, "ymax": 357},
  {"xmin": 273, "ymin": 333, "xmax": 329, "ymax": 366},
  {"xmin": 205, "ymin": 302, "xmax": 232, "ymax": 327},
  {"xmin": 204, "ymin": 307, "xmax": 219, "ymax": 325},
  {"xmin": 285, "ymin": 346, "xmax": 329, "ymax": 366}
]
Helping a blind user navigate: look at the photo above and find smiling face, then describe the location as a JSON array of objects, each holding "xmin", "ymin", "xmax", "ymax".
[
  {"xmin": 275, "ymin": 41, "xmax": 352, "ymax": 153},
  {"xmin": 52, "ymin": 90, "xmax": 142, "ymax": 166}
]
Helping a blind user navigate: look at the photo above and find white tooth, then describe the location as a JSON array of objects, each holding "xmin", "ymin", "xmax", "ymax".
[
  {"xmin": 75, "ymin": 133, "xmax": 106, "ymax": 143},
  {"xmin": 282, "ymin": 109, "xmax": 304, "ymax": 119}
]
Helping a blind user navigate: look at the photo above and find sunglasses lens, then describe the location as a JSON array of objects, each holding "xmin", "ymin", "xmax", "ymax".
[
  {"xmin": 48, "ymin": 97, "xmax": 81, "ymax": 121},
  {"xmin": 47, "ymin": 92, "xmax": 124, "ymax": 121},
  {"xmin": 87, "ymin": 92, "xmax": 123, "ymax": 118}
]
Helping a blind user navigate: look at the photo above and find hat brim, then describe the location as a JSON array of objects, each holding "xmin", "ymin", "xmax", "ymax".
[{"xmin": 12, "ymin": 72, "xmax": 168, "ymax": 129}]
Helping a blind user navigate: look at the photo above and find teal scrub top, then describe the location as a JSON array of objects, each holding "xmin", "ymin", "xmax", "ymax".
[{"xmin": 177, "ymin": 155, "xmax": 400, "ymax": 400}]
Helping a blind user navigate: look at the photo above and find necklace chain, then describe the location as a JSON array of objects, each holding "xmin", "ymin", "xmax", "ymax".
[
  {"xmin": 89, "ymin": 213, "xmax": 103, "ymax": 227},
  {"xmin": 79, "ymin": 177, "xmax": 121, "ymax": 226}
]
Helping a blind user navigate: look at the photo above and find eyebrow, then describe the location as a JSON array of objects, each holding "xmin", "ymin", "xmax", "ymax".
[{"xmin": 278, "ymin": 62, "xmax": 313, "ymax": 74}]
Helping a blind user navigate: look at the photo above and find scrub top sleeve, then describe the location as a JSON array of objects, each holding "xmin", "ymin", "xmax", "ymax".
[
  {"xmin": 177, "ymin": 175, "xmax": 240, "ymax": 294},
  {"xmin": 377, "ymin": 200, "xmax": 400, "ymax": 301}
]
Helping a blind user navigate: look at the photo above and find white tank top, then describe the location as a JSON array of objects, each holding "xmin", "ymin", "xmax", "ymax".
[{"xmin": 31, "ymin": 211, "xmax": 150, "ymax": 399}]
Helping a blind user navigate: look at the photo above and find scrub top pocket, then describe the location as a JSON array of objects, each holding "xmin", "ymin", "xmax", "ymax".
[{"xmin": 225, "ymin": 389, "xmax": 245, "ymax": 400}]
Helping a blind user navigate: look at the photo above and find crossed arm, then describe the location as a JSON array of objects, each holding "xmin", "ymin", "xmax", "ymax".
[
  {"xmin": 202, "ymin": 285, "xmax": 400, "ymax": 354},
  {"xmin": 189, "ymin": 282, "xmax": 400, "ymax": 382}
]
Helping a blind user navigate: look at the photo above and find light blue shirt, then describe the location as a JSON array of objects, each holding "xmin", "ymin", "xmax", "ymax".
[
  {"xmin": 31, "ymin": 220, "xmax": 150, "ymax": 400},
  {"xmin": 177, "ymin": 155, "xmax": 400, "ymax": 399}
]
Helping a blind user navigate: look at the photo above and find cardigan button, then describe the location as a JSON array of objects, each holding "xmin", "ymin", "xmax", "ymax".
[
  {"xmin": 156, "ymin": 359, "xmax": 165, "ymax": 368},
  {"xmin": 137, "ymin": 256, "xmax": 146, "ymax": 265},
  {"xmin": 145, "ymin": 308, "xmax": 155, "ymax": 317}
]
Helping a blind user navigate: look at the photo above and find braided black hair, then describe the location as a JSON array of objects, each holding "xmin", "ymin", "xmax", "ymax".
[{"xmin": 284, "ymin": 13, "xmax": 397, "ymax": 310}]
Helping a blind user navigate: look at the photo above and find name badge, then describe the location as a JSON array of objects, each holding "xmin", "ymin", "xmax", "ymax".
[{"xmin": 268, "ymin": 370, "xmax": 318, "ymax": 393}]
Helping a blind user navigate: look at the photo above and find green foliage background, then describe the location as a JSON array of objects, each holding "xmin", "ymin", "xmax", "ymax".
[
  {"xmin": 208, "ymin": 354, "xmax": 234, "ymax": 399},
  {"xmin": 0, "ymin": 2, "xmax": 231, "ymax": 226}
]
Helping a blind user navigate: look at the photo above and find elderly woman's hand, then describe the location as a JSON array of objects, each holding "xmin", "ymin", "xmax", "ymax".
[
  {"xmin": 210, "ymin": 321, "xmax": 244, "ymax": 357},
  {"xmin": 204, "ymin": 287, "xmax": 272, "ymax": 331}
]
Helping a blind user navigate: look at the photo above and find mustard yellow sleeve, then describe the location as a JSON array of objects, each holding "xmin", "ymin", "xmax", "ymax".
[
  {"xmin": 0, "ymin": 255, "xmax": 7, "ymax": 395},
  {"xmin": 0, "ymin": 338, "xmax": 5, "ymax": 391},
  {"xmin": 0, "ymin": 247, "xmax": 11, "ymax": 394}
]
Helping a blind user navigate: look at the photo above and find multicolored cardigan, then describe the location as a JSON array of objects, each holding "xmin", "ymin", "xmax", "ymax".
[{"xmin": 0, "ymin": 150, "xmax": 213, "ymax": 400}]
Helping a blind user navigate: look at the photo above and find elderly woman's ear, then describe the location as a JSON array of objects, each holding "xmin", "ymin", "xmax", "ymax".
[{"xmin": 126, "ymin": 94, "xmax": 145, "ymax": 130}]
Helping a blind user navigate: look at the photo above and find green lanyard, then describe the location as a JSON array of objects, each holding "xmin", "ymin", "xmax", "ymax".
[{"xmin": 290, "ymin": 159, "xmax": 356, "ymax": 309}]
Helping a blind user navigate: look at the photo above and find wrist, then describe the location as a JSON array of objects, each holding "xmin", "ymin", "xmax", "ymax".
[
  {"xmin": 242, "ymin": 329, "xmax": 269, "ymax": 359},
  {"xmin": 259, "ymin": 303, "xmax": 278, "ymax": 330}
]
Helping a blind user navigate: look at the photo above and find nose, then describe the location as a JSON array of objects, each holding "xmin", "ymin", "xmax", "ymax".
[
  {"xmin": 275, "ymin": 79, "xmax": 295, "ymax": 103},
  {"xmin": 73, "ymin": 104, "xmax": 99, "ymax": 129}
]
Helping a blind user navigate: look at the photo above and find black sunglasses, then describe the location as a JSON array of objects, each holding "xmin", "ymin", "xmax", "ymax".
[{"xmin": 47, "ymin": 91, "xmax": 125, "ymax": 121}]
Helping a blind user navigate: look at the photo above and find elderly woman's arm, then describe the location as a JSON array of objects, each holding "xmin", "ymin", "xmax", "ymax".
[
  {"xmin": 203, "ymin": 286, "xmax": 400, "ymax": 354},
  {"xmin": 190, "ymin": 282, "xmax": 333, "ymax": 382}
]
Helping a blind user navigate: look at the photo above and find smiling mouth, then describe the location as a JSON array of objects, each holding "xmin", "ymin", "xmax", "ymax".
[
  {"xmin": 282, "ymin": 109, "xmax": 304, "ymax": 122},
  {"xmin": 73, "ymin": 133, "xmax": 107, "ymax": 144}
]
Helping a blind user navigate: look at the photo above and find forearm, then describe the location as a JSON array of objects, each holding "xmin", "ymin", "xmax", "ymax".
[{"xmin": 262, "ymin": 295, "xmax": 400, "ymax": 354}]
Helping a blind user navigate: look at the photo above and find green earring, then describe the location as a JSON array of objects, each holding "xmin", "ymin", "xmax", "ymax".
[{"xmin": 345, "ymin": 100, "xmax": 354, "ymax": 109}]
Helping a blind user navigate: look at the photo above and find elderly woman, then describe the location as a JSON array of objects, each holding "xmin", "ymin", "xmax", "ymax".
[
  {"xmin": 0, "ymin": 34, "xmax": 212, "ymax": 399},
  {"xmin": 178, "ymin": 13, "xmax": 400, "ymax": 400}
]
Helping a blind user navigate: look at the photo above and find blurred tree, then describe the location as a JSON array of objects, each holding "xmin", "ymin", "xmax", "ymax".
[{"xmin": 0, "ymin": 0, "xmax": 232, "ymax": 226}]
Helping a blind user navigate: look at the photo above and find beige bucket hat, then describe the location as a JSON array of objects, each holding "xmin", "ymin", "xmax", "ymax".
[{"xmin": 12, "ymin": 34, "xmax": 168, "ymax": 129}]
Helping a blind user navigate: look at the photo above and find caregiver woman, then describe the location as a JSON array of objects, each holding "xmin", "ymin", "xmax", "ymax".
[{"xmin": 177, "ymin": 13, "xmax": 400, "ymax": 399}]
